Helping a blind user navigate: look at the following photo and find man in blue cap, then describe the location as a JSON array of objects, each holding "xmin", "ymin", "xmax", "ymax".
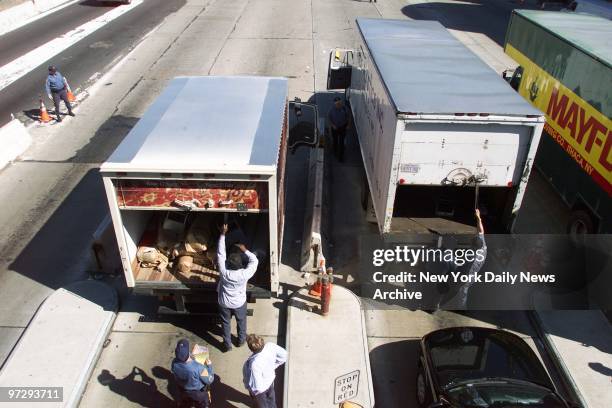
[
  {"xmin": 171, "ymin": 338, "xmax": 215, "ymax": 407},
  {"xmin": 45, "ymin": 65, "xmax": 74, "ymax": 122}
]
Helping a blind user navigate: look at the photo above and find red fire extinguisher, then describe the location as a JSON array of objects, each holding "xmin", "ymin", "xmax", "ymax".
[{"xmin": 321, "ymin": 267, "xmax": 334, "ymax": 316}]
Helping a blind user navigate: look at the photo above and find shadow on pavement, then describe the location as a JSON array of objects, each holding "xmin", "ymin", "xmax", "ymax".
[
  {"xmin": 7, "ymin": 115, "xmax": 139, "ymax": 295},
  {"xmin": 400, "ymin": 0, "xmax": 566, "ymax": 47},
  {"xmin": 98, "ymin": 367, "xmax": 174, "ymax": 407},
  {"xmin": 369, "ymin": 339, "xmax": 420, "ymax": 408}
]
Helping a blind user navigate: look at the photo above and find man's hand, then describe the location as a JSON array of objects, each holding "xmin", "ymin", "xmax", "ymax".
[
  {"xmin": 475, "ymin": 208, "xmax": 481, "ymax": 219},
  {"xmin": 236, "ymin": 243, "xmax": 247, "ymax": 252},
  {"xmin": 220, "ymin": 223, "xmax": 228, "ymax": 234},
  {"xmin": 205, "ymin": 358, "xmax": 212, "ymax": 365}
]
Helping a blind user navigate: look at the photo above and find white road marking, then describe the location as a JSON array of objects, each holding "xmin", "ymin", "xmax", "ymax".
[
  {"xmin": 0, "ymin": 0, "xmax": 143, "ymax": 92},
  {"xmin": 0, "ymin": 0, "xmax": 82, "ymax": 37}
]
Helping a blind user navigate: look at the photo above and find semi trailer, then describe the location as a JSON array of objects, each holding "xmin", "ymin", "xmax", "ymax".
[
  {"xmin": 328, "ymin": 19, "xmax": 545, "ymax": 237},
  {"xmin": 100, "ymin": 76, "xmax": 318, "ymax": 312},
  {"xmin": 503, "ymin": 10, "xmax": 611, "ymax": 233}
]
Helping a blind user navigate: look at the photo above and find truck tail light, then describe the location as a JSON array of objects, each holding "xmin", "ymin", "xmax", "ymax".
[
  {"xmin": 399, "ymin": 178, "xmax": 406, "ymax": 185},
  {"xmin": 479, "ymin": 113, "xmax": 489, "ymax": 117},
  {"xmin": 455, "ymin": 113, "xmax": 465, "ymax": 116},
  {"xmin": 467, "ymin": 113, "xmax": 477, "ymax": 117},
  {"xmin": 507, "ymin": 181, "xmax": 513, "ymax": 187}
]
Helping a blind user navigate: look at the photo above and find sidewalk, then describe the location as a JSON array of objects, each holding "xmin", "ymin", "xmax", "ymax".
[
  {"xmin": 535, "ymin": 310, "xmax": 612, "ymax": 408},
  {"xmin": 285, "ymin": 285, "xmax": 374, "ymax": 408},
  {"xmin": 0, "ymin": 280, "xmax": 118, "ymax": 407}
]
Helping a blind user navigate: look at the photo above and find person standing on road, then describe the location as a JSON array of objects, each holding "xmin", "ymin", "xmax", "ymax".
[
  {"xmin": 45, "ymin": 65, "xmax": 74, "ymax": 122},
  {"xmin": 171, "ymin": 339, "xmax": 215, "ymax": 408},
  {"xmin": 217, "ymin": 223, "xmax": 258, "ymax": 352},
  {"xmin": 328, "ymin": 96, "xmax": 350, "ymax": 162},
  {"xmin": 242, "ymin": 334, "xmax": 287, "ymax": 408}
]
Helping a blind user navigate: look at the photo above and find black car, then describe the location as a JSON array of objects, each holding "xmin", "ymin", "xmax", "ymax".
[{"xmin": 416, "ymin": 327, "xmax": 575, "ymax": 408}]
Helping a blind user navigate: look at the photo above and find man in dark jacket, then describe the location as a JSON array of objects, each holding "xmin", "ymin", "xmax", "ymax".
[
  {"xmin": 171, "ymin": 339, "xmax": 215, "ymax": 407},
  {"xmin": 45, "ymin": 65, "xmax": 74, "ymax": 122},
  {"xmin": 328, "ymin": 97, "xmax": 350, "ymax": 162}
]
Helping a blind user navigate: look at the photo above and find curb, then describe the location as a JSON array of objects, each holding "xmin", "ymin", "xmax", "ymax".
[
  {"xmin": 528, "ymin": 311, "xmax": 587, "ymax": 408},
  {"xmin": 0, "ymin": 117, "xmax": 32, "ymax": 171},
  {"xmin": 0, "ymin": 280, "xmax": 118, "ymax": 408},
  {"xmin": 284, "ymin": 286, "xmax": 375, "ymax": 407}
]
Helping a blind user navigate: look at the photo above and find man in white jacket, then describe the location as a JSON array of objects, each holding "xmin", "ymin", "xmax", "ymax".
[
  {"xmin": 243, "ymin": 334, "xmax": 287, "ymax": 408},
  {"xmin": 217, "ymin": 224, "xmax": 258, "ymax": 351}
]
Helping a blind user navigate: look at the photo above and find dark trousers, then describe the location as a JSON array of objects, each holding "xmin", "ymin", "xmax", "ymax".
[
  {"xmin": 51, "ymin": 88, "xmax": 73, "ymax": 119},
  {"xmin": 179, "ymin": 387, "xmax": 210, "ymax": 408},
  {"xmin": 219, "ymin": 301, "xmax": 247, "ymax": 346},
  {"xmin": 332, "ymin": 125, "xmax": 347, "ymax": 161},
  {"xmin": 252, "ymin": 381, "xmax": 276, "ymax": 408}
]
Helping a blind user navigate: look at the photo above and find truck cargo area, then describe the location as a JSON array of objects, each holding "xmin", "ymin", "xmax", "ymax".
[
  {"xmin": 121, "ymin": 209, "xmax": 271, "ymax": 290},
  {"xmin": 390, "ymin": 185, "xmax": 514, "ymax": 234}
]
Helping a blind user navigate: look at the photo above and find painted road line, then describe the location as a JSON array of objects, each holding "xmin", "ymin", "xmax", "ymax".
[
  {"xmin": 0, "ymin": 0, "xmax": 143, "ymax": 92},
  {"xmin": 0, "ymin": 0, "xmax": 81, "ymax": 37}
]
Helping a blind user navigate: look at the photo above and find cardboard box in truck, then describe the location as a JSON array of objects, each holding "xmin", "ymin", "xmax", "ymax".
[
  {"xmin": 100, "ymin": 76, "xmax": 318, "ymax": 311},
  {"xmin": 328, "ymin": 19, "xmax": 545, "ymax": 236}
]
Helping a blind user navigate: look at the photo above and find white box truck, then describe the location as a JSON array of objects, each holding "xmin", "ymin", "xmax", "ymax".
[
  {"xmin": 100, "ymin": 76, "xmax": 318, "ymax": 312},
  {"xmin": 328, "ymin": 19, "xmax": 545, "ymax": 235}
]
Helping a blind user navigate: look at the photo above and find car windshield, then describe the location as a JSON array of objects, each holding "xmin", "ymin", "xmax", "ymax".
[
  {"xmin": 446, "ymin": 380, "xmax": 567, "ymax": 408},
  {"xmin": 427, "ymin": 330, "xmax": 551, "ymax": 388}
]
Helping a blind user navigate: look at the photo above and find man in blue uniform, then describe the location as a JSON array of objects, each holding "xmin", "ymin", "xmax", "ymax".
[
  {"xmin": 45, "ymin": 65, "xmax": 74, "ymax": 122},
  {"xmin": 171, "ymin": 339, "xmax": 215, "ymax": 407}
]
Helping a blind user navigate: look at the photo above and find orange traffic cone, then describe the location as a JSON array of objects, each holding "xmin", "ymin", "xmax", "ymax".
[
  {"xmin": 39, "ymin": 98, "xmax": 51, "ymax": 123},
  {"xmin": 65, "ymin": 79, "xmax": 76, "ymax": 102}
]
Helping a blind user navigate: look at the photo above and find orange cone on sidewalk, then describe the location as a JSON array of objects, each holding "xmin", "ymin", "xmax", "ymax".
[{"xmin": 39, "ymin": 98, "xmax": 51, "ymax": 123}]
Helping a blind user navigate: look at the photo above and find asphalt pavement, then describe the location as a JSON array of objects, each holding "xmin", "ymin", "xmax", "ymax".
[
  {"xmin": 0, "ymin": 0, "xmax": 185, "ymax": 127},
  {"xmin": 0, "ymin": 0, "xmax": 186, "ymax": 367},
  {"xmin": 0, "ymin": 0, "xmax": 601, "ymax": 406},
  {"xmin": 0, "ymin": 1, "xmax": 115, "ymax": 68}
]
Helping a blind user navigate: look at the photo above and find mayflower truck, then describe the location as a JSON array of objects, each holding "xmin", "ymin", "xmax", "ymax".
[
  {"xmin": 100, "ymin": 76, "xmax": 318, "ymax": 313},
  {"xmin": 328, "ymin": 19, "xmax": 545, "ymax": 236},
  {"xmin": 504, "ymin": 10, "xmax": 611, "ymax": 233}
]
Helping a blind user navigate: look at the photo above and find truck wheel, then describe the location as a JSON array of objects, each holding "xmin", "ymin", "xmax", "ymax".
[
  {"xmin": 567, "ymin": 210, "xmax": 595, "ymax": 236},
  {"xmin": 416, "ymin": 363, "xmax": 432, "ymax": 408}
]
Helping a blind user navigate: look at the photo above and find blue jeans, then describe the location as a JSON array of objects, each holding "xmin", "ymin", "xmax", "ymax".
[
  {"xmin": 219, "ymin": 302, "xmax": 247, "ymax": 346},
  {"xmin": 253, "ymin": 381, "xmax": 276, "ymax": 408}
]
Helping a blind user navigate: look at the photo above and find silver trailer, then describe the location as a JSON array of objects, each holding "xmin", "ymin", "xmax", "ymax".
[
  {"xmin": 328, "ymin": 19, "xmax": 545, "ymax": 235},
  {"xmin": 100, "ymin": 76, "xmax": 318, "ymax": 311}
]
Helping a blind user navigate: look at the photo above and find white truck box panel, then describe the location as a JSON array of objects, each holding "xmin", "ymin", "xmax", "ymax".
[{"xmin": 398, "ymin": 123, "xmax": 532, "ymax": 186}]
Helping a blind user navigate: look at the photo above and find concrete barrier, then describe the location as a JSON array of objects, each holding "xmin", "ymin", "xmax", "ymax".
[
  {"xmin": 0, "ymin": 280, "xmax": 118, "ymax": 407},
  {"xmin": 0, "ymin": 118, "xmax": 31, "ymax": 170},
  {"xmin": 300, "ymin": 146, "xmax": 325, "ymax": 271}
]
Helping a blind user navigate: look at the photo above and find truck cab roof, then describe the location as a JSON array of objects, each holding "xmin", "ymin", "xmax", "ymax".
[
  {"xmin": 355, "ymin": 18, "xmax": 542, "ymax": 117},
  {"xmin": 101, "ymin": 76, "xmax": 288, "ymax": 174}
]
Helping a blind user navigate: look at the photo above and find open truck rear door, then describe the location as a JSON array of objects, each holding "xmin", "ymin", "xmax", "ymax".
[
  {"xmin": 327, "ymin": 48, "xmax": 353, "ymax": 89},
  {"xmin": 288, "ymin": 99, "xmax": 320, "ymax": 150}
]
